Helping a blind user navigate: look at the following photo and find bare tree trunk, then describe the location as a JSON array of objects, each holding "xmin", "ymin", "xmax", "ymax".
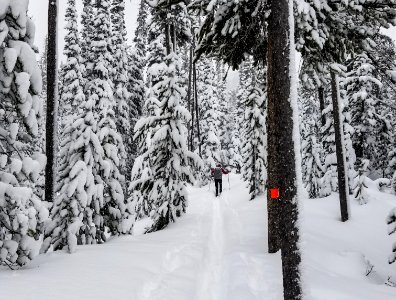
[
  {"xmin": 165, "ymin": 24, "xmax": 172, "ymax": 55},
  {"xmin": 187, "ymin": 31, "xmax": 194, "ymax": 151},
  {"xmin": 318, "ymin": 86, "xmax": 326, "ymax": 127},
  {"xmin": 193, "ymin": 62, "xmax": 202, "ymax": 157},
  {"xmin": 267, "ymin": 0, "xmax": 302, "ymax": 298},
  {"xmin": 330, "ymin": 71, "xmax": 350, "ymax": 222},
  {"xmin": 45, "ymin": 0, "xmax": 59, "ymax": 203}
]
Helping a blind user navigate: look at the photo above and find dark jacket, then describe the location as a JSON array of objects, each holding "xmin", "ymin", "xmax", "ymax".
[{"xmin": 211, "ymin": 167, "xmax": 229, "ymax": 180}]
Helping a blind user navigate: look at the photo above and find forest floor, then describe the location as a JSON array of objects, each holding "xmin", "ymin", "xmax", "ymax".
[{"xmin": 1, "ymin": 174, "xmax": 396, "ymax": 300}]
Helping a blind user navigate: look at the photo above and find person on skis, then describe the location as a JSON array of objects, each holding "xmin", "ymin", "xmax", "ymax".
[{"xmin": 211, "ymin": 163, "xmax": 230, "ymax": 197}]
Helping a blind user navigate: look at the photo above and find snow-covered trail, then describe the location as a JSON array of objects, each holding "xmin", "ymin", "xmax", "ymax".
[
  {"xmin": 3, "ymin": 174, "xmax": 396, "ymax": 299},
  {"xmin": 0, "ymin": 174, "xmax": 283, "ymax": 300}
]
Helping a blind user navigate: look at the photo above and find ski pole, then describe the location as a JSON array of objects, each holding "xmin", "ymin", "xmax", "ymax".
[{"xmin": 228, "ymin": 174, "xmax": 230, "ymax": 190}]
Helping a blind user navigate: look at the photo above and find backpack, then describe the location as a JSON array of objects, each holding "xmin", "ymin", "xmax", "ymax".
[{"xmin": 214, "ymin": 167, "xmax": 222, "ymax": 179}]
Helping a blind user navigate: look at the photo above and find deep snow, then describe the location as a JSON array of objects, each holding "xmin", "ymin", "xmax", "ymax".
[{"xmin": 1, "ymin": 174, "xmax": 396, "ymax": 299}]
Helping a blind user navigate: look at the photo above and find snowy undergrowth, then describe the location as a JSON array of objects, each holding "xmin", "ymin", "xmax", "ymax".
[
  {"xmin": 303, "ymin": 178, "xmax": 396, "ymax": 299},
  {"xmin": 0, "ymin": 174, "xmax": 396, "ymax": 299}
]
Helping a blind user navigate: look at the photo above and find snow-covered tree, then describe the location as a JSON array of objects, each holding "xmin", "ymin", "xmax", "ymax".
[
  {"xmin": 88, "ymin": 0, "xmax": 130, "ymax": 236},
  {"xmin": 59, "ymin": 0, "xmax": 85, "ymax": 134},
  {"xmin": 346, "ymin": 54, "xmax": 383, "ymax": 166},
  {"xmin": 353, "ymin": 159, "xmax": 370, "ymax": 205},
  {"xmin": 111, "ymin": 0, "xmax": 130, "ymax": 188},
  {"xmin": 42, "ymin": 0, "xmax": 93, "ymax": 253},
  {"xmin": 299, "ymin": 86, "xmax": 323, "ymax": 198},
  {"xmin": 125, "ymin": 0, "xmax": 148, "ymax": 181},
  {"xmin": 388, "ymin": 149, "xmax": 396, "ymax": 194},
  {"xmin": 386, "ymin": 207, "xmax": 396, "ymax": 264},
  {"xmin": 321, "ymin": 99, "xmax": 338, "ymax": 196},
  {"xmin": 301, "ymin": 119, "xmax": 323, "ymax": 198},
  {"xmin": 227, "ymin": 89, "xmax": 242, "ymax": 173},
  {"xmin": 131, "ymin": 52, "xmax": 201, "ymax": 232},
  {"xmin": 198, "ymin": 57, "xmax": 222, "ymax": 184},
  {"xmin": 81, "ymin": 0, "xmax": 96, "ymax": 83},
  {"xmin": 37, "ymin": 36, "xmax": 47, "ymax": 153},
  {"xmin": 0, "ymin": 0, "xmax": 49, "ymax": 268},
  {"xmin": 241, "ymin": 68, "xmax": 267, "ymax": 200},
  {"xmin": 44, "ymin": 0, "xmax": 133, "ymax": 253}
]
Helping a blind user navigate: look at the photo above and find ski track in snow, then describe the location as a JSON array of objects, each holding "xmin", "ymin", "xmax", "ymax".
[
  {"xmin": 0, "ymin": 174, "xmax": 283, "ymax": 300},
  {"xmin": 195, "ymin": 194, "xmax": 225, "ymax": 300},
  {"xmin": 139, "ymin": 175, "xmax": 276, "ymax": 300}
]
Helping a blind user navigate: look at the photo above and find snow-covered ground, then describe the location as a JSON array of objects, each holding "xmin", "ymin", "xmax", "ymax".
[{"xmin": 1, "ymin": 174, "xmax": 396, "ymax": 300}]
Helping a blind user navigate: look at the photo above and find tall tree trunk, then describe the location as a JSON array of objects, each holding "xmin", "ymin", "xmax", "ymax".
[
  {"xmin": 193, "ymin": 62, "xmax": 202, "ymax": 157},
  {"xmin": 187, "ymin": 32, "xmax": 194, "ymax": 151},
  {"xmin": 318, "ymin": 86, "xmax": 325, "ymax": 127},
  {"xmin": 330, "ymin": 71, "xmax": 350, "ymax": 222},
  {"xmin": 45, "ymin": 0, "xmax": 59, "ymax": 203},
  {"xmin": 267, "ymin": 0, "xmax": 302, "ymax": 298}
]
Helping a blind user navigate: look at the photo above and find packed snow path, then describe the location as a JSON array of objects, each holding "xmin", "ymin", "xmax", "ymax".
[
  {"xmin": 2, "ymin": 174, "xmax": 396, "ymax": 299},
  {"xmin": 0, "ymin": 174, "xmax": 283, "ymax": 300}
]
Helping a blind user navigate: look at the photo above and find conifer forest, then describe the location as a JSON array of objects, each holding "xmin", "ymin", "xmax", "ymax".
[{"xmin": 2, "ymin": 0, "xmax": 396, "ymax": 299}]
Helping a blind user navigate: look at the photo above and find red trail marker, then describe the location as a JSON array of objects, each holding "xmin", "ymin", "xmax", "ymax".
[{"xmin": 270, "ymin": 188, "xmax": 280, "ymax": 199}]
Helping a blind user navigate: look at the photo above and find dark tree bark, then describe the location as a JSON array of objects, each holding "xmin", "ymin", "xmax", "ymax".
[
  {"xmin": 267, "ymin": 0, "xmax": 302, "ymax": 299},
  {"xmin": 45, "ymin": 0, "xmax": 59, "ymax": 203},
  {"xmin": 187, "ymin": 30, "xmax": 194, "ymax": 151},
  {"xmin": 330, "ymin": 71, "xmax": 350, "ymax": 222},
  {"xmin": 193, "ymin": 62, "xmax": 202, "ymax": 157},
  {"xmin": 318, "ymin": 86, "xmax": 326, "ymax": 127}
]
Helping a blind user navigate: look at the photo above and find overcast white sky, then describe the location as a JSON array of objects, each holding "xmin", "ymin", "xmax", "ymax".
[{"xmin": 28, "ymin": 0, "xmax": 140, "ymax": 58}]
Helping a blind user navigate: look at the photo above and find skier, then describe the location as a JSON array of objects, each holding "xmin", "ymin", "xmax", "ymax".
[{"xmin": 211, "ymin": 163, "xmax": 230, "ymax": 197}]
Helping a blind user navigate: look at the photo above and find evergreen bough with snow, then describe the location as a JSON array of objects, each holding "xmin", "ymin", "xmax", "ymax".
[
  {"xmin": 130, "ymin": 52, "xmax": 201, "ymax": 233},
  {"xmin": 110, "ymin": 0, "xmax": 130, "ymax": 188},
  {"xmin": 241, "ymin": 70, "xmax": 267, "ymax": 200},
  {"xmin": 198, "ymin": 58, "xmax": 222, "ymax": 184},
  {"xmin": 301, "ymin": 119, "xmax": 323, "ymax": 199},
  {"xmin": 353, "ymin": 159, "xmax": 370, "ymax": 205},
  {"xmin": 44, "ymin": 0, "xmax": 133, "ymax": 253},
  {"xmin": 0, "ymin": 0, "xmax": 48, "ymax": 267},
  {"xmin": 387, "ymin": 207, "xmax": 396, "ymax": 264}
]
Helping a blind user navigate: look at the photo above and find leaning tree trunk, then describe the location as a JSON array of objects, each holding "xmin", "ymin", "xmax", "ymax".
[
  {"xmin": 267, "ymin": 0, "xmax": 302, "ymax": 299},
  {"xmin": 45, "ymin": 0, "xmax": 59, "ymax": 203},
  {"xmin": 330, "ymin": 71, "xmax": 350, "ymax": 222}
]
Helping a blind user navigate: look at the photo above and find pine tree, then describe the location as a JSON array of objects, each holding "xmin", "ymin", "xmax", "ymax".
[
  {"xmin": 111, "ymin": 0, "xmax": 130, "ymax": 189},
  {"xmin": 353, "ymin": 159, "xmax": 370, "ymax": 205},
  {"xmin": 321, "ymin": 98, "xmax": 338, "ymax": 196},
  {"xmin": 199, "ymin": 57, "xmax": 222, "ymax": 184},
  {"xmin": 301, "ymin": 121, "xmax": 323, "ymax": 198},
  {"xmin": 215, "ymin": 61, "xmax": 229, "ymax": 164},
  {"xmin": 346, "ymin": 53, "xmax": 383, "ymax": 166},
  {"xmin": 388, "ymin": 149, "xmax": 396, "ymax": 194},
  {"xmin": 241, "ymin": 68, "xmax": 267, "ymax": 200},
  {"xmin": 37, "ymin": 36, "xmax": 48, "ymax": 153},
  {"xmin": 299, "ymin": 87, "xmax": 321, "ymax": 198},
  {"xmin": 81, "ymin": 0, "xmax": 96, "ymax": 83},
  {"xmin": 59, "ymin": 0, "xmax": 85, "ymax": 134},
  {"xmin": 88, "ymin": 0, "xmax": 131, "ymax": 236},
  {"xmin": 386, "ymin": 207, "xmax": 396, "ymax": 264},
  {"xmin": 42, "ymin": 0, "xmax": 93, "ymax": 253},
  {"xmin": 227, "ymin": 89, "xmax": 242, "ymax": 172},
  {"xmin": 0, "ymin": 0, "xmax": 48, "ymax": 268},
  {"xmin": 339, "ymin": 81, "xmax": 357, "ymax": 195},
  {"xmin": 45, "ymin": 0, "xmax": 133, "ymax": 248},
  {"xmin": 125, "ymin": 0, "xmax": 149, "ymax": 181},
  {"xmin": 131, "ymin": 52, "xmax": 201, "ymax": 232}
]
